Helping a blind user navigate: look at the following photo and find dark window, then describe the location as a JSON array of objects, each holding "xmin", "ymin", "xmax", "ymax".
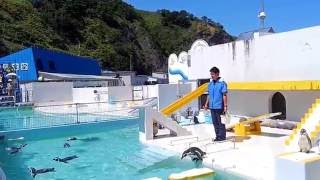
[
  {"xmin": 271, "ymin": 92, "xmax": 286, "ymax": 120},
  {"xmin": 48, "ymin": 60, "xmax": 56, "ymax": 71},
  {"xmin": 198, "ymin": 79, "xmax": 210, "ymax": 109},
  {"xmin": 36, "ymin": 58, "xmax": 43, "ymax": 71}
]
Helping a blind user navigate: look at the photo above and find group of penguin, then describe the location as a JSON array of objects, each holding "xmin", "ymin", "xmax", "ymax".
[
  {"xmin": 3, "ymin": 128, "xmax": 319, "ymax": 178},
  {"xmin": 5, "ymin": 137, "xmax": 82, "ymax": 178},
  {"xmin": 180, "ymin": 128, "xmax": 318, "ymax": 166}
]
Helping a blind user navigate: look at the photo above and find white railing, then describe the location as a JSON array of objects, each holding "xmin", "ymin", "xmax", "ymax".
[{"xmin": 0, "ymin": 101, "xmax": 141, "ymax": 132}]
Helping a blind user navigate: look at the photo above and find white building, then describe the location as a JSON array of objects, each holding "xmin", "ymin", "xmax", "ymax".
[{"xmin": 168, "ymin": 25, "xmax": 320, "ymax": 122}]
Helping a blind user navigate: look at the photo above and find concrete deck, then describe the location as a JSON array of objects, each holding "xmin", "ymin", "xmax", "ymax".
[{"xmin": 145, "ymin": 123, "xmax": 293, "ymax": 180}]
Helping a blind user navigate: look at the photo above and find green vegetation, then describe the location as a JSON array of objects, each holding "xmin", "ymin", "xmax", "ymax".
[{"xmin": 0, "ymin": 0, "xmax": 234, "ymax": 74}]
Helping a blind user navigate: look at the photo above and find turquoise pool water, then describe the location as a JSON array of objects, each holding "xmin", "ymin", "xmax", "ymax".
[{"xmin": 0, "ymin": 108, "xmax": 245, "ymax": 180}]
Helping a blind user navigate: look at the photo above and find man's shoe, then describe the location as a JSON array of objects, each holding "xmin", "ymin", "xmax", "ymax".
[
  {"xmin": 213, "ymin": 137, "xmax": 226, "ymax": 142},
  {"xmin": 213, "ymin": 138, "xmax": 221, "ymax": 142}
]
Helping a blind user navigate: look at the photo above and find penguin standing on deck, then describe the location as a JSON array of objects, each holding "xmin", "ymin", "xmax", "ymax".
[{"xmin": 298, "ymin": 128, "xmax": 312, "ymax": 153}]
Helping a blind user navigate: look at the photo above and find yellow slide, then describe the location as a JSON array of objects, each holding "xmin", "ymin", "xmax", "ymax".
[{"xmin": 160, "ymin": 83, "xmax": 209, "ymax": 116}]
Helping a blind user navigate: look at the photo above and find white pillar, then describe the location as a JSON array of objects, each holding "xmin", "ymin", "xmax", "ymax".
[
  {"xmin": 275, "ymin": 152, "xmax": 320, "ymax": 180},
  {"xmin": 139, "ymin": 106, "xmax": 154, "ymax": 142}
]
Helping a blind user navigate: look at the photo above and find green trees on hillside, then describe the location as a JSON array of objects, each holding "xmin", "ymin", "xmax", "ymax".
[{"xmin": 0, "ymin": 0, "xmax": 234, "ymax": 74}]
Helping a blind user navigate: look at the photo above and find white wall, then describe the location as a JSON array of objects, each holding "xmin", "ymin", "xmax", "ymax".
[
  {"xmin": 108, "ymin": 86, "xmax": 133, "ymax": 101},
  {"xmin": 20, "ymin": 83, "xmax": 33, "ymax": 103},
  {"xmin": 229, "ymin": 91, "xmax": 271, "ymax": 117},
  {"xmin": 132, "ymin": 85, "xmax": 158, "ymax": 100},
  {"xmin": 72, "ymin": 87, "xmax": 108, "ymax": 103},
  {"xmin": 72, "ymin": 85, "xmax": 159, "ymax": 104},
  {"xmin": 121, "ymin": 75, "xmax": 132, "ymax": 86},
  {"xmin": 275, "ymin": 154, "xmax": 320, "ymax": 180},
  {"xmin": 284, "ymin": 91, "xmax": 320, "ymax": 121},
  {"xmin": 157, "ymin": 83, "xmax": 198, "ymax": 111},
  {"xmin": 142, "ymin": 85, "xmax": 158, "ymax": 99},
  {"xmin": 188, "ymin": 26, "xmax": 320, "ymax": 82},
  {"xmin": 229, "ymin": 90, "xmax": 320, "ymax": 121},
  {"xmin": 32, "ymin": 82, "xmax": 73, "ymax": 105}
]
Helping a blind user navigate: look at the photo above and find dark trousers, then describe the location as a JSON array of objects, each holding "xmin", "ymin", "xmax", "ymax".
[{"xmin": 210, "ymin": 109, "xmax": 226, "ymax": 140}]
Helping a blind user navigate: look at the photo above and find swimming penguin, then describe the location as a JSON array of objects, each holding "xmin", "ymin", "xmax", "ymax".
[
  {"xmin": 53, "ymin": 155, "xmax": 78, "ymax": 163},
  {"xmin": 29, "ymin": 167, "xmax": 55, "ymax": 178},
  {"xmin": 66, "ymin": 137, "xmax": 100, "ymax": 142},
  {"xmin": 7, "ymin": 137, "xmax": 24, "ymax": 141},
  {"xmin": 5, "ymin": 144, "xmax": 27, "ymax": 154},
  {"xmin": 298, "ymin": 128, "xmax": 312, "ymax": 153},
  {"xmin": 67, "ymin": 137, "xmax": 78, "ymax": 141},
  {"xmin": 64, "ymin": 143, "xmax": 71, "ymax": 148},
  {"xmin": 181, "ymin": 147, "xmax": 206, "ymax": 162}
]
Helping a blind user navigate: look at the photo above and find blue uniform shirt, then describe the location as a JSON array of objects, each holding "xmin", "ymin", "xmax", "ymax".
[{"xmin": 208, "ymin": 78, "xmax": 228, "ymax": 109}]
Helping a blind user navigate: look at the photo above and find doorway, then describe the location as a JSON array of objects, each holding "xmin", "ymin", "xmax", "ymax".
[{"xmin": 271, "ymin": 92, "xmax": 286, "ymax": 120}]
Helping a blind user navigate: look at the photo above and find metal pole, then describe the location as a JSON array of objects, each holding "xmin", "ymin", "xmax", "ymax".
[
  {"xmin": 211, "ymin": 159, "xmax": 215, "ymax": 169},
  {"xmin": 76, "ymin": 103, "xmax": 79, "ymax": 124}
]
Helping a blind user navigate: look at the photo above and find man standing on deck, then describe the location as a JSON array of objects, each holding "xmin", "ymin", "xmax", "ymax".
[{"xmin": 204, "ymin": 67, "xmax": 228, "ymax": 141}]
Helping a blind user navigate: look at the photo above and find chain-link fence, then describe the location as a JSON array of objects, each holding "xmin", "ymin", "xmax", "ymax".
[{"xmin": 0, "ymin": 101, "xmax": 145, "ymax": 131}]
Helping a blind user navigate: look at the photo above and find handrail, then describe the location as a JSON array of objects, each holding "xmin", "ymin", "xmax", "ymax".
[
  {"xmin": 33, "ymin": 97, "xmax": 158, "ymax": 108},
  {"xmin": 110, "ymin": 97, "xmax": 157, "ymax": 103},
  {"xmin": 0, "ymin": 102, "xmax": 140, "ymax": 132},
  {"xmin": 170, "ymin": 136, "xmax": 199, "ymax": 145}
]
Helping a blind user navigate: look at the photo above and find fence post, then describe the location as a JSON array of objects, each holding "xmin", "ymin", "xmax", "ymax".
[{"xmin": 76, "ymin": 103, "xmax": 79, "ymax": 124}]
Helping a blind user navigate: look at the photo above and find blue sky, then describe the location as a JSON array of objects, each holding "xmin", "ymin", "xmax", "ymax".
[{"xmin": 124, "ymin": 0, "xmax": 320, "ymax": 36}]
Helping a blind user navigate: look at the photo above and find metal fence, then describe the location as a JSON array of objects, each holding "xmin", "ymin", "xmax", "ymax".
[
  {"xmin": 0, "ymin": 96, "xmax": 15, "ymax": 107},
  {"xmin": 0, "ymin": 101, "xmax": 142, "ymax": 132}
]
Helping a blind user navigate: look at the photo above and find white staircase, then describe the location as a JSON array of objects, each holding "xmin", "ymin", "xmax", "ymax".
[
  {"xmin": 140, "ymin": 107, "xmax": 191, "ymax": 141},
  {"xmin": 285, "ymin": 99, "xmax": 320, "ymax": 150},
  {"xmin": 151, "ymin": 109, "xmax": 191, "ymax": 136}
]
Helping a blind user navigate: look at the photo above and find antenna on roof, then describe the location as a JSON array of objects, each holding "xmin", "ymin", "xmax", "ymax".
[{"xmin": 258, "ymin": 0, "xmax": 266, "ymax": 30}]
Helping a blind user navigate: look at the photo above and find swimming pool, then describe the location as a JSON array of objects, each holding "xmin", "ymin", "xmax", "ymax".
[{"xmin": 0, "ymin": 108, "xmax": 245, "ymax": 180}]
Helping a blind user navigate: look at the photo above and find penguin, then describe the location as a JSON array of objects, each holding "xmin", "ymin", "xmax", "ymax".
[
  {"xmin": 171, "ymin": 114, "xmax": 178, "ymax": 122},
  {"xmin": 153, "ymin": 122, "xmax": 158, "ymax": 137},
  {"xmin": 66, "ymin": 137, "xmax": 99, "ymax": 142},
  {"xmin": 193, "ymin": 116, "xmax": 199, "ymax": 124},
  {"xmin": 181, "ymin": 147, "xmax": 206, "ymax": 163},
  {"xmin": 298, "ymin": 128, "xmax": 312, "ymax": 153},
  {"xmin": 53, "ymin": 155, "xmax": 78, "ymax": 163},
  {"xmin": 64, "ymin": 143, "xmax": 71, "ymax": 148},
  {"xmin": 67, "ymin": 137, "xmax": 78, "ymax": 141},
  {"xmin": 5, "ymin": 144, "xmax": 27, "ymax": 154},
  {"xmin": 29, "ymin": 167, "xmax": 55, "ymax": 178}
]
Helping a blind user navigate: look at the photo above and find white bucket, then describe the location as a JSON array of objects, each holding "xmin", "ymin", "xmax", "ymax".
[{"xmin": 221, "ymin": 111, "xmax": 231, "ymax": 125}]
